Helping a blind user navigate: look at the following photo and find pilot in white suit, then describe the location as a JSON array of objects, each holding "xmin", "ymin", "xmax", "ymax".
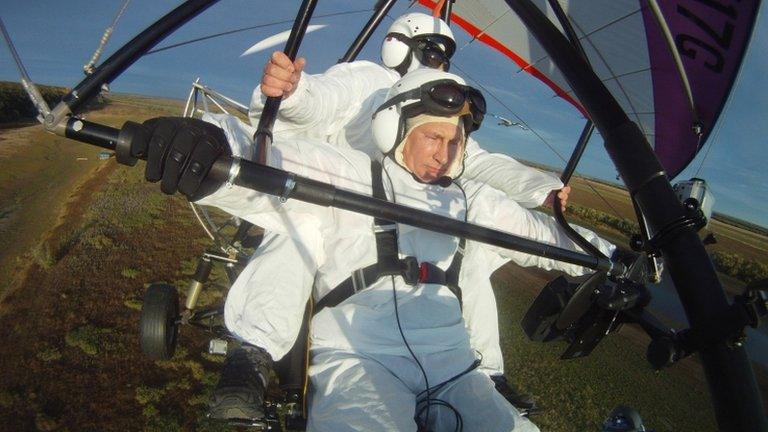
[
  {"xmin": 236, "ymin": 14, "xmax": 569, "ymax": 417},
  {"xmin": 165, "ymin": 69, "xmax": 613, "ymax": 430}
]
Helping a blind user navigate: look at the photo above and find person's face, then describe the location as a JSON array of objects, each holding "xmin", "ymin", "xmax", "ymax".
[{"xmin": 401, "ymin": 122, "xmax": 463, "ymax": 182}]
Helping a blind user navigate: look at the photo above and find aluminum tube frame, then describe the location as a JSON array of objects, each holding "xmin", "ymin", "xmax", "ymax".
[
  {"xmin": 208, "ymin": 157, "xmax": 613, "ymax": 272},
  {"xmin": 339, "ymin": 0, "xmax": 398, "ymax": 63},
  {"xmin": 64, "ymin": 118, "xmax": 120, "ymax": 150},
  {"xmin": 544, "ymin": 0, "xmax": 603, "ymax": 258},
  {"xmin": 552, "ymin": 122, "xmax": 604, "ymax": 258},
  {"xmin": 559, "ymin": 121, "xmax": 594, "ymax": 185},
  {"xmin": 53, "ymin": 119, "xmax": 614, "ymax": 276},
  {"xmin": 505, "ymin": 1, "xmax": 766, "ymax": 430},
  {"xmin": 254, "ymin": 0, "xmax": 319, "ymax": 164}
]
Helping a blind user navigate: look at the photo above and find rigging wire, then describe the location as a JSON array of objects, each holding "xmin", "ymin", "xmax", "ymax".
[
  {"xmin": 692, "ymin": 114, "xmax": 720, "ymax": 178},
  {"xmin": 458, "ymin": 9, "xmax": 511, "ymax": 50},
  {"xmin": 145, "ymin": 8, "xmax": 372, "ymax": 55},
  {"xmin": 692, "ymin": 12, "xmax": 761, "ymax": 178},
  {"xmin": 84, "ymin": 0, "xmax": 131, "ymax": 74},
  {"xmin": 451, "ymin": 62, "xmax": 629, "ymax": 222}
]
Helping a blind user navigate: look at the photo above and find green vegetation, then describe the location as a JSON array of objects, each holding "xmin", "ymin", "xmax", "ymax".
[
  {"xmin": 201, "ymin": 352, "xmax": 226, "ymax": 364},
  {"xmin": 711, "ymin": 251, "xmax": 768, "ymax": 284},
  {"xmin": 123, "ymin": 298, "xmax": 143, "ymax": 311},
  {"xmin": 0, "ymin": 81, "xmax": 67, "ymax": 123},
  {"xmin": 155, "ymin": 347, "xmax": 208, "ymax": 383},
  {"xmin": 567, "ymin": 203, "xmax": 767, "ymax": 285},
  {"xmin": 121, "ymin": 267, "xmax": 140, "ymax": 279},
  {"xmin": 36, "ymin": 346, "xmax": 62, "ymax": 362},
  {"xmin": 566, "ymin": 203, "xmax": 638, "ymax": 238},
  {"xmin": 88, "ymin": 167, "xmax": 171, "ymax": 230},
  {"xmin": 64, "ymin": 325, "xmax": 112, "ymax": 356},
  {"xmin": 135, "ymin": 386, "xmax": 165, "ymax": 406},
  {"xmin": 142, "ymin": 404, "xmax": 181, "ymax": 432},
  {"xmin": 30, "ymin": 243, "xmax": 56, "ymax": 269}
]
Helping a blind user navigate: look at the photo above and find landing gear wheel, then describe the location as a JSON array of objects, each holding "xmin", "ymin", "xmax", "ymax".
[{"xmin": 140, "ymin": 283, "xmax": 179, "ymax": 360}]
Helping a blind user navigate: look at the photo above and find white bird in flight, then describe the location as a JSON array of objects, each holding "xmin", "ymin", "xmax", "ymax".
[{"xmin": 241, "ymin": 24, "xmax": 328, "ymax": 57}]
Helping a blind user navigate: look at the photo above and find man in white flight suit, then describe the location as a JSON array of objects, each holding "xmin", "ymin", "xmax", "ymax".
[
  {"xmin": 128, "ymin": 68, "xmax": 615, "ymax": 431},
  {"xmin": 237, "ymin": 12, "xmax": 570, "ymax": 415},
  {"xmin": 254, "ymin": 12, "xmax": 567, "ymax": 210}
]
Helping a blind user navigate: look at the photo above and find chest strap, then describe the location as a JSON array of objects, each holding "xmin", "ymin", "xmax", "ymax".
[{"xmin": 314, "ymin": 160, "xmax": 465, "ymax": 315}]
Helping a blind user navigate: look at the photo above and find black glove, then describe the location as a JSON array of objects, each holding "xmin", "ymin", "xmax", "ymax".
[{"xmin": 127, "ymin": 117, "xmax": 231, "ymax": 200}]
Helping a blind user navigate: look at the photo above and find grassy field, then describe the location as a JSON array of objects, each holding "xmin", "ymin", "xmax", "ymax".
[
  {"xmin": 0, "ymin": 94, "xmax": 766, "ymax": 431},
  {"xmin": 0, "ymin": 94, "xmax": 187, "ymax": 303}
]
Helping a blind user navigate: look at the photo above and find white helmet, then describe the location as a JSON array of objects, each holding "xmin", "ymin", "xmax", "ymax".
[
  {"xmin": 381, "ymin": 12, "xmax": 456, "ymax": 76},
  {"xmin": 372, "ymin": 69, "xmax": 486, "ymax": 181}
]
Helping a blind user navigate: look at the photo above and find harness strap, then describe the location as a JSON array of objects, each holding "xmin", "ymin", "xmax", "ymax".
[{"xmin": 314, "ymin": 161, "xmax": 465, "ymax": 315}]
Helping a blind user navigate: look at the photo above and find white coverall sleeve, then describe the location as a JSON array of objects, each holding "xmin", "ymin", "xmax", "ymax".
[
  {"xmin": 194, "ymin": 113, "xmax": 344, "ymax": 240},
  {"xmin": 461, "ymin": 137, "xmax": 563, "ymax": 208},
  {"xmin": 249, "ymin": 61, "xmax": 395, "ymax": 138},
  {"xmin": 224, "ymin": 230, "xmax": 320, "ymax": 360},
  {"xmin": 465, "ymin": 182, "xmax": 615, "ymax": 276}
]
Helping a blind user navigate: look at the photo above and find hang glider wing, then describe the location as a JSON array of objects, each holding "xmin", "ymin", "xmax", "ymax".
[{"xmin": 419, "ymin": 0, "xmax": 761, "ymax": 178}]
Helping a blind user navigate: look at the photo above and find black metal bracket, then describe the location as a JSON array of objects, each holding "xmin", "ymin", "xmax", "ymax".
[
  {"xmin": 636, "ymin": 205, "xmax": 707, "ymax": 255},
  {"xmin": 522, "ymin": 269, "xmax": 768, "ymax": 373},
  {"xmin": 643, "ymin": 286, "xmax": 767, "ymax": 371}
]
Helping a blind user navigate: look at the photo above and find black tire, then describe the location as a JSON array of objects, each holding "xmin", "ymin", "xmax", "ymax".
[{"xmin": 140, "ymin": 283, "xmax": 179, "ymax": 360}]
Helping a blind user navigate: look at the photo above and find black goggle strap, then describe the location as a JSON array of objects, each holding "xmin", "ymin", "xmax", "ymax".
[
  {"xmin": 373, "ymin": 80, "xmax": 465, "ymax": 115},
  {"xmin": 386, "ymin": 32, "xmax": 414, "ymax": 47},
  {"xmin": 373, "ymin": 82, "xmax": 485, "ymax": 127},
  {"xmin": 373, "ymin": 88, "xmax": 423, "ymax": 117},
  {"xmin": 388, "ymin": 33, "xmax": 449, "ymax": 53},
  {"xmin": 376, "ymin": 100, "xmax": 481, "ymax": 135},
  {"xmin": 386, "ymin": 33, "xmax": 414, "ymax": 76}
]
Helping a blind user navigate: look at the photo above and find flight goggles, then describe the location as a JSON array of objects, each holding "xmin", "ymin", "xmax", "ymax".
[
  {"xmin": 387, "ymin": 33, "xmax": 454, "ymax": 71},
  {"xmin": 376, "ymin": 79, "xmax": 486, "ymax": 132}
]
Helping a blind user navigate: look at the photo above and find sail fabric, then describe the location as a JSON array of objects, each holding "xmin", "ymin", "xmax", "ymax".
[{"xmin": 419, "ymin": 0, "xmax": 761, "ymax": 178}]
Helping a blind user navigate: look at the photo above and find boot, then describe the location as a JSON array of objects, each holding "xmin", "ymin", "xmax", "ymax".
[
  {"xmin": 490, "ymin": 374, "xmax": 538, "ymax": 415},
  {"xmin": 208, "ymin": 344, "xmax": 272, "ymax": 423}
]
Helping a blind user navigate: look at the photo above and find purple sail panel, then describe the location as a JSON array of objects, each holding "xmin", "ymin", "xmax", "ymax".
[{"xmin": 642, "ymin": 0, "xmax": 761, "ymax": 178}]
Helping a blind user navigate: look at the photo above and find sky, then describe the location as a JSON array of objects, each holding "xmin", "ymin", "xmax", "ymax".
[{"xmin": 1, "ymin": 0, "xmax": 766, "ymax": 228}]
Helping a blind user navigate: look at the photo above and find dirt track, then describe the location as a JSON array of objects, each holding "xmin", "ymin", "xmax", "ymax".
[{"xmin": 0, "ymin": 124, "xmax": 106, "ymax": 303}]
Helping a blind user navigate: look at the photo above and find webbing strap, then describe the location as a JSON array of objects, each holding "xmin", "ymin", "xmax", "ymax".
[
  {"xmin": 314, "ymin": 161, "xmax": 465, "ymax": 315},
  {"xmin": 370, "ymin": 159, "xmax": 402, "ymax": 282}
]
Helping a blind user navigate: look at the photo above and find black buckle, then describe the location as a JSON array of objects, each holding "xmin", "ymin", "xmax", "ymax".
[{"xmin": 400, "ymin": 256, "xmax": 419, "ymax": 286}]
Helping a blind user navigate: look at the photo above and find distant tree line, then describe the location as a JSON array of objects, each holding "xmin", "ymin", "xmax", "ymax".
[
  {"xmin": 0, "ymin": 81, "xmax": 66, "ymax": 123},
  {"xmin": 710, "ymin": 251, "xmax": 768, "ymax": 285},
  {"xmin": 565, "ymin": 204, "xmax": 638, "ymax": 237},
  {"xmin": 565, "ymin": 204, "xmax": 767, "ymax": 285}
]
